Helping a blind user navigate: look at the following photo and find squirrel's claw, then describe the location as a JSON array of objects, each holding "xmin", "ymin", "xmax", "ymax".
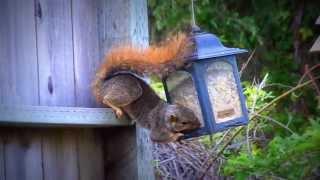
[
  {"xmin": 150, "ymin": 128, "xmax": 184, "ymax": 143},
  {"xmin": 114, "ymin": 109, "xmax": 125, "ymax": 119},
  {"xmin": 162, "ymin": 133, "xmax": 184, "ymax": 143},
  {"xmin": 171, "ymin": 132, "xmax": 184, "ymax": 141},
  {"xmin": 102, "ymin": 97, "xmax": 125, "ymax": 120}
]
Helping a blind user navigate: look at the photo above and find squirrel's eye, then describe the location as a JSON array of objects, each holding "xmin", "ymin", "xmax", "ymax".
[
  {"xmin": 170, "ymin": 115, "xmax": 177, "ymax": 123},
  {"xmin": 182, "ymin": 122, "xmax": 188, "ymax": 125}
]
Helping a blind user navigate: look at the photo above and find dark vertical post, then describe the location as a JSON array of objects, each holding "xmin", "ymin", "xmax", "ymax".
[{"xmin": 0, "ymin": 134, "xmax": 5, "ymax": 180}]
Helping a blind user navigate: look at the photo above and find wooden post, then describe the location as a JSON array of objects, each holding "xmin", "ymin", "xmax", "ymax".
[{"xmin": 101, "ymin": 0, "xmax": 155, "ymax": 179}]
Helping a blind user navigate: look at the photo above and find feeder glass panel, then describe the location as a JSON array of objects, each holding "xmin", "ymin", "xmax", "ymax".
[
  {"xmin": 166, "ymin": 71, "xmax": 204, "ymax": 127},
  {"xmin": 205, "ymin": 60, "xmax": 242, "ymax": 123}
]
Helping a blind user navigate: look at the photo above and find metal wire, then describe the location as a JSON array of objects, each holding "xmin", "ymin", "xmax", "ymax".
[{"xmin": 191, "ymin": 0, "xmax": 197, "ymax": 27}]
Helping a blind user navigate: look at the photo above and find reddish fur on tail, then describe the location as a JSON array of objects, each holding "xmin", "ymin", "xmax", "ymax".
[{"xmin": 92, "ymin": 33, "xmax": 193, "ymax": 103}]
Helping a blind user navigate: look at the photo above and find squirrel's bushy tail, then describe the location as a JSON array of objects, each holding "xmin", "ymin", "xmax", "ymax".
[{"xmin": 92, "ymin": 33, "xmax": 193, "ymax": 103}]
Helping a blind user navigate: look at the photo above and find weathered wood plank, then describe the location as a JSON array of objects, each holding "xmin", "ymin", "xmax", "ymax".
[
  {"xmin": 100, "ymin": 1, "xmax": 136, "ymax": 178},
  {"xmin": 99, "ymin": 0, "xmax": 148, "ymax": 51},
  {"xmin": 136, "ymin": 127, "xmax": 155, "ymax": 180},
  {"xmin": 0, "ymin": 105, "xmax": 131, "ymax": 126},
  {"xmin": 99, "ymin": 0, "xmax": 131, "ymax": 55},
  {"xmin": 72, "ymin": 0, "xmax": 100, "ymax": 107},
  {"xmin": 0, "ymin": 1, "xmax": 8, "ymax": 105},
  {"xmin": 36, "ymin": 0, "xmax": 75, "ymax": 106},
  {"xmin": 129, "ymin": 0, "xmax": 149, "ymax": 46},
  {"xmin": 104, "ymin": 127, "xmax": 138, "ymax": 180},
  {"xmin": 42, "ymin": 129, "xmax": 79, "ymax": 180},
  {"xmin": 130, "ymin": 1, "xmax": 155, "ymax": 179},
  {"xmin": 77, "ymin": 129, "xmax": 104, "ymax": 180},
  {"xmin": 0, "ymin": 133, "xmax": 4, "ymax": 180},
  {"xmin": 4, "ymin": 129, "xmax": 43, "ymax": 180},
  {"xmin": 0, "ymin": 0, "xmax": 39, "ymax": 105}
]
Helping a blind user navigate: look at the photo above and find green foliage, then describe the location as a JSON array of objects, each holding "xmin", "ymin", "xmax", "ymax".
[
  {"xmin": 148, "ymin": 0, "xmax": 319, "ymax": 85},
  {"xmin": 221, "ymin": 80, "xmax": 320, "ymax": 179},
  {"xmin": 223, "ymin": 119, "xmax": 320, "ymax": 179},
  {"xmin": 243, "ymin": 74, "xmax": 274, "ymax": 112},
  {"xmin": 199, "ymin": 132, "xmax": 225, "ymax": 149},
  {"xmin": 149, "ymin": 80, "xmax": 166, "ymax": 100}
]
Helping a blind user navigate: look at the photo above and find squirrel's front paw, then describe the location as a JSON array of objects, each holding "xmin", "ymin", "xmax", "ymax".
[
  {"xmin": 157, "ymin": 132, "xmax": 184, "ymax": 143},
  {"xmin": 115, "ymin": 109, "xmax": 124, "ymax": 119},
  {"xmin": 171, "ymin": 133, "xmax": 184, "ymax": 141}
]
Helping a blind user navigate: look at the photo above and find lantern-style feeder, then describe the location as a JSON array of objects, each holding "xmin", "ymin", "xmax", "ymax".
[{"xmin": 163, "ymin": 28, "xmax": 249, "ymax": 138}]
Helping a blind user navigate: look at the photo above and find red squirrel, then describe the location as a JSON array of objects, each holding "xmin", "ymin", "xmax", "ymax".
[{"xmin": 92, "ymin": 33, "xmax": 200, "ymax": 143}]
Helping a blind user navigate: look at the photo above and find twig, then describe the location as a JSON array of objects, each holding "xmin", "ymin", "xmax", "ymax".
[
  {"xmin": 251, "ymin": 73, "xmax": 268, "ymax": 113},
  {"xmin": 255, "ymin": 76, "xmax": 319, "ymax": 116},
  {"xmin": 264, "ymin": 83, "xmax": 293, "ymax": 89},
  {"xmin": 173, "ymin": 160, "xmax": 181, "ymax": 180},
  {"xmin": 246, "ymin": 125, "xmax": 252, "ymax": 156},
  {"xmin": 297, "ymin": 64, "xmax": 320, "ymax": 85},
  {"xmin": 199, "ymin": 127, "xmax": 243, "ymax": 180},
  {"xmin": 305, "ymin": 64, "xmax": 320, "ymax": 96},
  {"xmin": 252, "ymin": 113, "xmax": 295, "ymax": 134},
  {"xmin": 212, "ymin": 129, "xmax": 231, "ymax": 151},
  {"xmin": 240, "ymin": 48, "xmax": 256, "ymax": 76},
  {"xmin": 200, "ymin": 130, "xmax": 231, "ymax": 168},
  {"xmin": 159, "ymin": 156, "xmax": 176, "ymax": 165}
]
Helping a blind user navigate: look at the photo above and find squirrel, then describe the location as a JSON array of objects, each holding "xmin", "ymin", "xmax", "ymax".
[{"xmin": 92, "ymin": 33, "xmax": 201, "ymax": 143}]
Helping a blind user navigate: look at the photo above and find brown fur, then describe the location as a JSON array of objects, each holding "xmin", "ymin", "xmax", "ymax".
[
  {"xmin": 97, "ymin": 74, "xmax": 201, "ymax": 143},
  {"xmin": 92, "ymin": 33, "xmax": 192, "ymax": 103}
]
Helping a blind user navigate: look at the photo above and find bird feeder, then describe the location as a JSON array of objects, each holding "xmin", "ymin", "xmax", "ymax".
[{"xmin": 163, "ymin": 28, "xmax": 249, "ymax": 138}]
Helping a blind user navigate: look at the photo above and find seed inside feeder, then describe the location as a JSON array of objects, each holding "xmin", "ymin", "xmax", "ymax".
[{"xmin": 205, "ymin": 61, "xmax": 242, "ymax": 123}]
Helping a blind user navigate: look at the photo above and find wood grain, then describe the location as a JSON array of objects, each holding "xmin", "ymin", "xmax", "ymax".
[
  {"xmin": 130, "ymin": 1, "xmax": 155, "ymax": 179},
  {"xmin": 36, "ymin": 0, "xmax": 75, "ymax": 106},
  {"xmin": 42, "ymin": 129, "xmax": 79, "ymax": 180},
  {"xmin": 129, "ymin": 0, "xmax": 149, "ymax": 46},
  {"xmin": 4, "ymin": 129, "xmax": 43, "ymax": 180},
  {"xmin": 72, "ymin": 0, "xmax": 100, "ymax": 107},
  {"xmin": 0, "ymin": 105, "xmax": 130, "ymax": 126},
  {"xmin": 0, "ymin": 0, "xmax": 39, "ymax": 105},
  {"xmin": 77, "ymin": 129, "xmax": 104, "ymax": 180},
  {"xmin": 0, "ymin": 1, "xmax": 152, "ymax": 180},
  {"xmin": 136, "ymin": 127, "xmax": 155, "ymax": 180},
  {"xmin": 100, "ymin": 0, "xmax": 131, "ymax": 54},
  {"xmin": 100, "ymin": 0, "xmax": 155, "ymax": 179},
  {"xmin": 104, "ymin": 127, "xmax": 138, "ymax": 180}
]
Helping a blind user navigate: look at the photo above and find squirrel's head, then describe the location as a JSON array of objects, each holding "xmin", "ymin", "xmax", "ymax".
[{"xmin": 164, "ymin": 104, "xmax": 201, "ymax": 133}]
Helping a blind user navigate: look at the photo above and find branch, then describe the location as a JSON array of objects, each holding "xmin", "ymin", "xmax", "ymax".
[
  {"xmin": 252, "ymin": 113, "xmax": 295, "ymax": 134},
  {"xmin": 240, "ymin": 48, "xmax": 256, "ymax": 76}
]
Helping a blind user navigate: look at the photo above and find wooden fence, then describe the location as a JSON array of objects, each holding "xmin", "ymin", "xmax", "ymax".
[{"xmin": 0, "ymin": 0, "xmax": 153, "ymax": 179}]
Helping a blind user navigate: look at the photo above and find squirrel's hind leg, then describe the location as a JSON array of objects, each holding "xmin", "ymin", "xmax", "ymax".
[
  {"xmin": 103, "ymin": 98, "xmax": 125, "ymax": 119},
  {"xmin": 101, "ymin": 75, "xmax": 143, "ymax": 119}
]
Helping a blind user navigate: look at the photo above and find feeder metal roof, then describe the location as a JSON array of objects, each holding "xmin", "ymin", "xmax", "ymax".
[{"xmin": 190, "ymin": 29, "xmax": 247, "ymax": 60}]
